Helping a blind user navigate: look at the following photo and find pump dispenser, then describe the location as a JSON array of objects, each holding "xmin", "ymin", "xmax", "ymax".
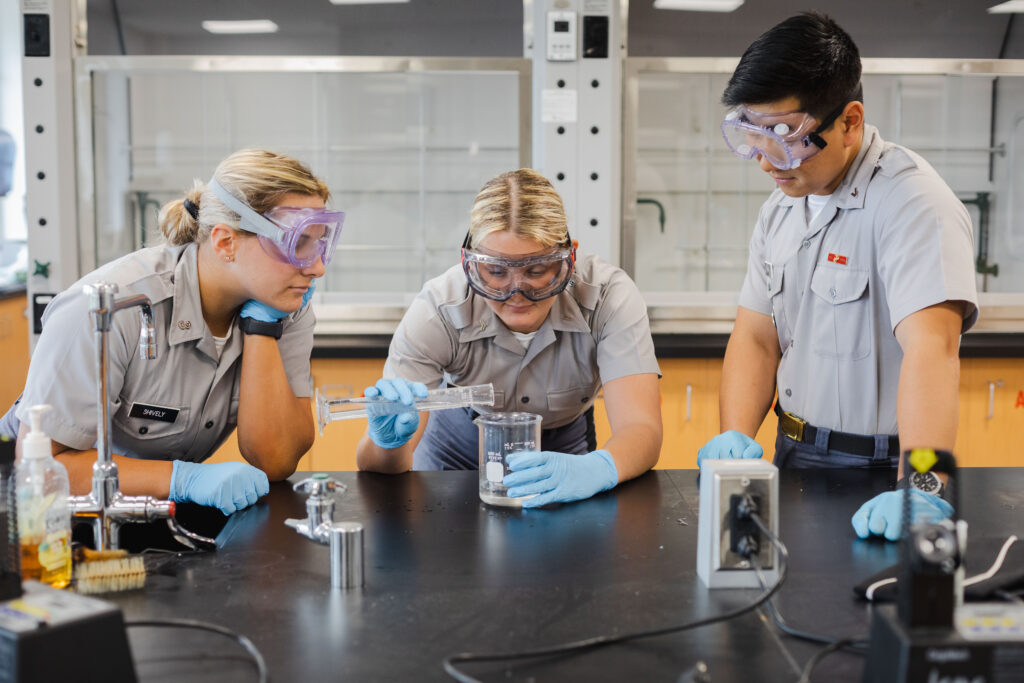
[{"xmin": 16, "ymin": 405, "xmax": 72, "ymax": 588}]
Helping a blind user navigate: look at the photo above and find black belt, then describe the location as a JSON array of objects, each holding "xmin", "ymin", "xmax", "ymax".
[{"xmin": 773, "ymin": 403, "xmax": 899, "ymax": 459}]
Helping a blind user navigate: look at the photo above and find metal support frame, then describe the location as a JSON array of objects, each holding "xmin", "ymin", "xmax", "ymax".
[
  {"xmin": 525, "ymin": 0, "xmax": 625, "ymax": 265},
  {"xmin": 20, "ymin": 0, "xmax": 86, "ymax": 346}
]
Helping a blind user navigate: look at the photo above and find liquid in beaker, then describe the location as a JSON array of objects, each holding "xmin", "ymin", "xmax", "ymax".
[{"xmin": 475, "ymin": 412, "xmax": 542, "ymax": 508}]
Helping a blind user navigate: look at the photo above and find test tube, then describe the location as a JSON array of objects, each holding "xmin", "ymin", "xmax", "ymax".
[{"xmin": 315, "ymin": 383, "xmax": 496, "ymax": 434}]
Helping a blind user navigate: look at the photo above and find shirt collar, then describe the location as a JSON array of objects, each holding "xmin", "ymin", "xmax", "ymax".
[
  {"xmin": 167, "ymin": 243, "xmax": 208, "ymax": 348},
  {"xmin": 831, "ymin": 124, "xmax": 882, "ymax": 210},
  {"xmin": 774, "ymin": 124, "xmax": 881, "ymax": 211}
]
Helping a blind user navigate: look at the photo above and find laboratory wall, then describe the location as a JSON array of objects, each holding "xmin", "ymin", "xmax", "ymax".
[
  {"xmin": 85, "ymin": 0, "xmax": 523, "ymax": 57},
  {"xmin": 85, "ymin": 1, "xmax": 1020, "ymax": 61}
]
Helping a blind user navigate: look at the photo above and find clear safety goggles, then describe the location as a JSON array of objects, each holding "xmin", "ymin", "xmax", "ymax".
[
  {"xmin": 720, "ymin": 102, "xmax": 845, "ymax": 170},
  {"xmin": 207, "ymin": 178, "xmax": 344, "ymax": 269},
  {"xmin": 461, "ymin": 238, "xmax": 576, "ymax": 302}
]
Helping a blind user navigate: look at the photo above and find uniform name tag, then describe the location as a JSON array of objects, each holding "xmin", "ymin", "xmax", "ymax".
[{"xmin": 128, "ymin": 402, "xmax": 180, "ymax": 423}]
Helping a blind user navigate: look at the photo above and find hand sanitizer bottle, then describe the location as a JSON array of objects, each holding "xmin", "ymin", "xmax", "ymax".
[{"xmin": 16, "ymin": 405, "xmax": 72, "ymax": 588}]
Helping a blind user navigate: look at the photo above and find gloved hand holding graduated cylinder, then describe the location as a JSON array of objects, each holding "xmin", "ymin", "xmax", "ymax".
[
  {"xmin": 362, "ymin": 378, "xmax": 428, "ymax": 449},
  {"xmin": 850, "ymin": 489, "xmax": 954, "ymax": 542},
  {"xmin": 316, "ymin": 381, "xmax": 495, "ymax": 435},
  {"xmin": 503, "ymin": 449, "xmax": 619, "ymax": 508}
]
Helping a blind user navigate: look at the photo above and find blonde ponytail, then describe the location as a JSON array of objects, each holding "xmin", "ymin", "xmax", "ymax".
[
  {"xmin": 158, "ymin": 182, "xmax": 203, "ymax": 246},
  {"xmin": 158, "ymin": 149, "xmax": 330, "ymax": 245}
]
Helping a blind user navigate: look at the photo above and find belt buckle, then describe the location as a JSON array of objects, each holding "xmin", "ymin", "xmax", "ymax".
[{"xmin": 780, "ymin": 411, "xmax": 806, "ymax": 442}]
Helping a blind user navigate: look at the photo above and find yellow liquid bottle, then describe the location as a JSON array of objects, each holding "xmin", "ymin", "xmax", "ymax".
[
  {"xmin": 21, "ymin": 531, "xmax": 72, "ymax": 589},
  {"xmin": 16, "ymin": 405, "xmax": 72, "ymax": 589}
]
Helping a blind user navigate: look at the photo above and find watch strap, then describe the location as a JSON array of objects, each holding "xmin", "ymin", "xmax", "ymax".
[{"xmin": 239, "ymin": 316, "xmax": 284, "ymax": 339}]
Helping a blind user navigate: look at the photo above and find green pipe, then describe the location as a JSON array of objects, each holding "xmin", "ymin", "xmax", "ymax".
[{"xmin": 637, "ymin": 197, "xmax": 666, "ymax": 234}]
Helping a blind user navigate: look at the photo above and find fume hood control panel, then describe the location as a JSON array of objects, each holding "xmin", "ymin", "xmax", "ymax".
[{"xmin": 546, "ymin": 11, "xmax": 577, "ymax": 61}]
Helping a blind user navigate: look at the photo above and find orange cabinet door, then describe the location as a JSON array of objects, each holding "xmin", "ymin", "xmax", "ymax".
[{"xmin": 956, "ymin": 358, "xmax": 1024, "ymax": 467}]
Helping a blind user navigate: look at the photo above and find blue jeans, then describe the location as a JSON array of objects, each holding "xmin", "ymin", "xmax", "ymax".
[{"xmin": 772, "ymin": 423, "xmax": 898, "ymax": 469}]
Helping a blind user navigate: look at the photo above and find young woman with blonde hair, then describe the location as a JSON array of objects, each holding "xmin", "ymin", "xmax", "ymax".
[
  {"xmin": 356, "ymin": 168, "xmax": 662, "ymax": 507},
  {"xmin": 3, "ymin": 148, "xmax": 343, "ymax": 515}
]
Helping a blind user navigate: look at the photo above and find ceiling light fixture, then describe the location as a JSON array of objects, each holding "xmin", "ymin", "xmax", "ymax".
[
  {"xmin": 653, "ymin": 0, "xmax": 744, "ymax": 11},
  {"xmin": 988, "ymin": 0, "xmax": 1024, "ymax": 12},
  {"xmin": 329, "ymin": 0, "xmax": 411, "ymax": 5},
  {"xmin": 201, "ymin": 20, "xmax": 280, "ymax": 34}
]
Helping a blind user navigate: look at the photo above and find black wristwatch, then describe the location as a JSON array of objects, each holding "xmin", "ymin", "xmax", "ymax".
[
  {"xmin": 239, "ymin": 316, "xmax": 284, "ymax": 339},
  {"xmin": 909, "ymin": 470, "xmax": 945, "ymax": 497}
]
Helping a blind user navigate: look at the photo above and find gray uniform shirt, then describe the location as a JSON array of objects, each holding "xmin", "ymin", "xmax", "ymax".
[
  {"xmin": 738, "ymin": 125, "xmax": 979, "ymax": 436},
  {"xmin": 385, "ymin": 253, "xmax": 661, "ymax": 429},
  {"xmin": 15, "ymin": 243, "xmax": 315, "ymax": 461}
]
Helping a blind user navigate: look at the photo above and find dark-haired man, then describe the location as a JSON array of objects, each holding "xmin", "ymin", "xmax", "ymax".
[{"xmin": 696, "ymin": 12, "xmax": 978, "ymax": 542}]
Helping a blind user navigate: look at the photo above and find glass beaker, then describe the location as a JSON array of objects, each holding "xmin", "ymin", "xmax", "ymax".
[{"xmin": 475, "ymin": 412, "xmax": 542, "ymax": 508}]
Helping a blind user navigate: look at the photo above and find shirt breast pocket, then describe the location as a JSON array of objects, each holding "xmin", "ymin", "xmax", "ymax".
[
  {"xmin": 112, "ymin": 397, "xmax": 191, "ymax": 454},
  {"xmin": 547, "ymin": 387, "xmax": 591, "ymax": 417},
  {"xmin": 808, "ymin": 266, "xmax": 871, "ymax": 360}
]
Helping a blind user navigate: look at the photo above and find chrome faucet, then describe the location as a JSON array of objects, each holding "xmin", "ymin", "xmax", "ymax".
[
  {"xmin": 68, "ymin": 282, "xmax": 177, "ymax": 550},
  {"xmin": 285, "ymin": 474, "xmax": 363, "ymax": 588}
]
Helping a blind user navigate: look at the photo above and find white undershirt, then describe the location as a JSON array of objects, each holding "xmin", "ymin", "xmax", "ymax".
[
  {"xmin": 806, "ymin": 193, "xmax": 831, "ymax": 223},
  {"xmin": 212, "ymin": 328, "xmax": 231, "ymax": 359},
  {"xmin": 511, "ymin": 330, "xmax": 538, "ymax": 350}
]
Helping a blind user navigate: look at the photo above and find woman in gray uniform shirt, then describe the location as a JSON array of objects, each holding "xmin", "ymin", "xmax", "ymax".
[
  {"xmin": 356, "ymin": 169, "xmax": 663, "ymax": 507},
  {"xmin": 4, "ymin": 149, "xmax": 344, "ymax": 515}
]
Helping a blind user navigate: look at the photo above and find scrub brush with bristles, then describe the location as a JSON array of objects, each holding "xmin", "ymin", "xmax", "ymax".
[{"xmin": 72, "ymin": 547, "xmax": 147, "ymax": 595}]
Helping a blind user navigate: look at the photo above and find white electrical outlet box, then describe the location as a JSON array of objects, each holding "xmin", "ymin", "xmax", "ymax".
[
  {"xmin": 546, "ymin": 11, "xmax": 577, "ymax": 61},
  {"xmin": 697, "ymin": 459, "xmax": 780, "ymax": 589}
]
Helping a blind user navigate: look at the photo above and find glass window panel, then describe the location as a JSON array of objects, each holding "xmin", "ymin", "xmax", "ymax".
[
  {"xmin": 630, "ymin": 63, "xmax": 1023, "ymax": 295},
  {"xmin": 82, "ymin": 60, "xmax": 525, "ymax": 299}
]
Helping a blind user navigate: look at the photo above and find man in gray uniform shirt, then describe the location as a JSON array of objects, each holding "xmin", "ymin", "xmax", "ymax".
[{"xmin": 696, "ymin": 12, "xmax": 978, "ymax": 541}]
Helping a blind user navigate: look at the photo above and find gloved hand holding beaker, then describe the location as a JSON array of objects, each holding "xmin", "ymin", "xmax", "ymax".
[{"xmin": 503, "ymin": 449, "xmax": 619, "ymax": 508}]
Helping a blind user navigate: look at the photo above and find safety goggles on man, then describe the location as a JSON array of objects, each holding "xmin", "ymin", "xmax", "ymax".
[
  {"xmin": 207, "ymin": 178, "xmax": 344, "ymax": 269},
  {"xmin": 461, "ymin": 235, "xmax": 576, "ymax": 302},
  {"xmin": 720, "ymin": 101, "xmax": 846, "ymax": 170}
]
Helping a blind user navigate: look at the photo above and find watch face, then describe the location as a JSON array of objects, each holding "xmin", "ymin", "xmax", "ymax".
[{"xmin": 911, "ymin": 471, "xmax": 941, "ymax": 494}]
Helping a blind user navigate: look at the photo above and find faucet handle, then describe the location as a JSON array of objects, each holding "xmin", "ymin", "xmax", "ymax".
[{"xmin": 293, "ymin": 473, "xmax": 346, "ymax": 498}]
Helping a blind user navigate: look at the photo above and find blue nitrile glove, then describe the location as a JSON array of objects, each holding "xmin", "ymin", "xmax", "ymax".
[
  {"xmin": 240, "ymin": 281, "xmax": 317, "ymax": 322},
  {"xmin": 168, "ymin": 460, "xmax": 271, "ymax": 516},
  {"xmin": 364, "ymin": 377, "xmax": 428, "ymax": 449},
  {"xmin": 851, "ymin": 489, "xmax": 954, "ymax": 542},
  {"xmin": 696, "ymin": 429, "xmax": 763, "ymax": 466},
  {"xmin": 503, "ymin": 449, "xmax": 619, "ymax": 508}
]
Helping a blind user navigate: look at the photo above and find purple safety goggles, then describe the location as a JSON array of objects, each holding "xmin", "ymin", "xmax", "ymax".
[{"xmin": 207, "ymin": 178, "xmax": 344, "ymax": 269}]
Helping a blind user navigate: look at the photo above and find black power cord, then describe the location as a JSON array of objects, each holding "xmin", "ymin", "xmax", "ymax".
[
  {"xmin": 736, "ymin": 496, "xmax": 868, "ymax": 683},
  {"xmin": 126, "ymin": 617, "xmax": 268, "ymax": 683},
  {"xmin": 442, "ymin": 509, "xmax": 789, "ymax": 683},
  {"xmin": 795, "ymin": 637, "xmax": 861, "ymax": 683},
  {"xmin": 750, "ymin": 556, "xmax": 869, "ymax": 649}
]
